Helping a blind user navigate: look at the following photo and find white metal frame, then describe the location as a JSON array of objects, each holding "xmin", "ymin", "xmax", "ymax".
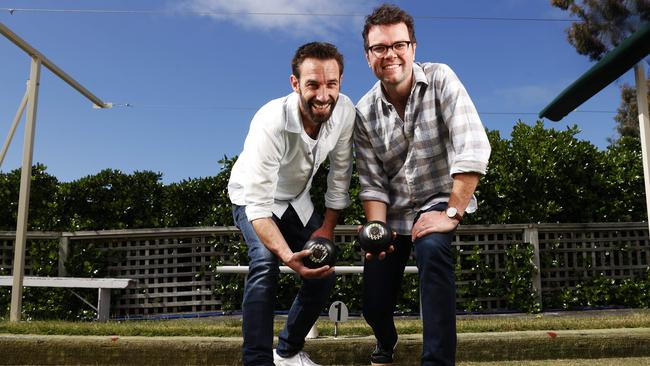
[
  {"xmin": 0, "ymin": 22, "xmax": 110, "ymax": 322},
  {"xmin": 0, "ymin": 276, "xmax": 135, "ymax": 321},
  {"xmin": 635, "ymin": 63, "xmax": 650, "ymax": 228},
  {"xmin": 215, "ymin": 265, "xmax": 419, "ymax": 274}
]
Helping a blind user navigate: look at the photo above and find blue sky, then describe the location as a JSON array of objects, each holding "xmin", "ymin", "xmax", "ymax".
[{"xmin": 0, "ymin": 0, "xmax": 640, "ymax": 184}]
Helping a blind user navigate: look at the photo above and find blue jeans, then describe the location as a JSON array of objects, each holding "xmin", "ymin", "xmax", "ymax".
[
  {"xmin": 232, "ymin": 205, "xmax": 336, "ymax": 366},
  {"xmin": 363, "ymin": 203, "xmax": 456, "ymax": 366}
]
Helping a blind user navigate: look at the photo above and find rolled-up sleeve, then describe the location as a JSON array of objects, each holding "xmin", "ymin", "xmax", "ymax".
[
  {"xmin": 438, "ymin": 64, "xmax": 491, "ymax": 176},
  {"xmin": 243, "ymin": 115, "xmax": 284, "ymax": 222}
]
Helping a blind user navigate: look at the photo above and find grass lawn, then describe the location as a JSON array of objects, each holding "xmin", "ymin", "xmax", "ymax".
[
  {"xmin": 458, "ymin": 357, "xmax": 650, "ymax": 365},
  {"xmin": 0, "ymin": 308, "xmax": 648, "ymax": 337}
]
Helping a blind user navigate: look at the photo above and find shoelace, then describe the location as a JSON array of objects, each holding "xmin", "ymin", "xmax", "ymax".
[{"xmin": 298, "ymin": 351, "xmax": 314, "ymax": 365}]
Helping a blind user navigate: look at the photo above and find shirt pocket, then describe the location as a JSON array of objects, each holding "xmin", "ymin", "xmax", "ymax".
[{"xmin": 413, "ymin": 112, "xmax": 448, "ymax": 161}]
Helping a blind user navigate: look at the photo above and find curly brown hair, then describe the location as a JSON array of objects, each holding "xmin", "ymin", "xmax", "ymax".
[{"xmin": 291, "ymin": 42, "xmax": 344, "ymax": 79}]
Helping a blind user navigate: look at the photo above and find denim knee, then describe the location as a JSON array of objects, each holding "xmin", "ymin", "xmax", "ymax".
[
  {"xmin": 414, "ymin": 232, "xmax": 454, "ymax": 267},
  {"xmin": 301, "ymin": 273, "xmax": 336, "ymax": 303}
]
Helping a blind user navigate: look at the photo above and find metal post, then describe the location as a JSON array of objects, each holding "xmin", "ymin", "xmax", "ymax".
[
  {"xmin": 635, "ymin": 63, "xmax": 650, "ymax": 231},
  {"xmin": 10, "ymin": 57, "xmax": 41, "ymax": 322},
  {"xmin": 0, "ymin": 85, "xmax": 29, "ymax": 167},
  {"xmin": 524, "ymin": 225, "xmax": 542, "ymax": 306}
]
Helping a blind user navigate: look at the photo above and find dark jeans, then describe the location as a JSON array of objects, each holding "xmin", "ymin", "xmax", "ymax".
[
  {"xmin": 363, "ymin": 203, "xmax": 457, "ymax": 366},
  {"xmin": 232, "ymin": 204, "xmax": 336, "ymax": 366}
]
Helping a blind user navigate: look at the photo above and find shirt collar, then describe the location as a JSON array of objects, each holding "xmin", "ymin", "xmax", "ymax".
[
  {"xmin": 284, "ymin": 92, "xmax": 303, "ymax": 134},
  {"xmin": 412, "ymin": 62, "xmax": 429, "ymax": 86}
]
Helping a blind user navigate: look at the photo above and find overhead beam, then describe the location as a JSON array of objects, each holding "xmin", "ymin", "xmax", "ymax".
[
  {"xmin": 0, "ymin": 22, "xmax": 109, "ymax": 109},
  {"xmin": 539, "ymin": 22, "xmax": 650, "ymax": 122}
]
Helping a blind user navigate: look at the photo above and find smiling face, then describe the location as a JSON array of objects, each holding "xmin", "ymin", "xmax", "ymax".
[
  {"xmin": 366, "ymin": 22, "xmax": 416, "ymax": 92},
  {"xmin": 291, "ymin": 57, "xmax": 341, "ymax": 126}
]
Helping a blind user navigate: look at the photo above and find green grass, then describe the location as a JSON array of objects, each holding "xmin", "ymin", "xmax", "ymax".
[
  {"xmin": 458, "ymin": 357, "xmax": 650, "ymax": 365},
  {"xmin": 0, "ymin": 309, "xmax": 649, "ymax": 337}
]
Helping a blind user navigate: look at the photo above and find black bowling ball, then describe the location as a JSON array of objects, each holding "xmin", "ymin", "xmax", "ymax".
[
  {"xmin": 302, "ymin": 237, "xmax": 337, "ymax": 269},
  {"xmin": 358, "ymin": 221, "xmax": 392, "ymax": 255}
]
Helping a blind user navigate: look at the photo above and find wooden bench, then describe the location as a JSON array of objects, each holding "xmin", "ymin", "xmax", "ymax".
[{"xmin": 0, "ymin": 276, "xmax": 135, "ymax": 321}]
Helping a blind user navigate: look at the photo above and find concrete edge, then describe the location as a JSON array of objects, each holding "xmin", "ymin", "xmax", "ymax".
[{"xmin": 0, "ymin": 328, "xmax": 649, "ymax": 365}]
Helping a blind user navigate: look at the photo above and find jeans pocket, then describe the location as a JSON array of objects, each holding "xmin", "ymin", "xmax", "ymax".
[{"xmin": 413, "ymin": 202, "xmax": 448, "ymax": 225}]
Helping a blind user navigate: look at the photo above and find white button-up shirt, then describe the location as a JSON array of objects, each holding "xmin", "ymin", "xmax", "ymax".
[{"xmin": 228, "ymin": 92, "xmax": 355, "ymax": 226}]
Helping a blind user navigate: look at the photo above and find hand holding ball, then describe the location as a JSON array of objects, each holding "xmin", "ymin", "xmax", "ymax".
[
  {"xmin": 358, "ymin": 221, "xmax": 392, "ymax": 255},
  {"xmin": 302, "ymin": 237, "xmax": 337, "ymax": 269}
]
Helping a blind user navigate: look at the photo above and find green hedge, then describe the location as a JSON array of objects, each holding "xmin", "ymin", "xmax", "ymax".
[{"xmin": 0, "ymin": 122, "xmax": 648, "ymax": 319}]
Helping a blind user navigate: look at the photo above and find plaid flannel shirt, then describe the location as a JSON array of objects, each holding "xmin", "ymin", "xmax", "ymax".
[{"xmin": 354, "ymin": 62, "xmax": 491, "ymax": 235}]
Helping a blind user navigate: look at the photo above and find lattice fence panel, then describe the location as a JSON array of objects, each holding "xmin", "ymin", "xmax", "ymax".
[
  {"xmin": 454, "ymin": 229, "xmax": 526, "ymax": 312},
  {"xmin": 0, "ymin": 233, "xmax": 61, "ymax": 276},
  {"xmin": 67, "ymin": 229, "xmax": 243, "ymax": 317},
  {"xmin": 538, "ymin": 224, "xmax": 650, "ymax": 304},
  {"xmin": 2, "ymin": 224, "xmax": 647, "ymax": 318}
]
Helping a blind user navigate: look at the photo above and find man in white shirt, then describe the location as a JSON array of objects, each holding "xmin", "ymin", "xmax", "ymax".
[{"xmin": 228, "ymin": 42, "xmax": 355, "ymax": 366}]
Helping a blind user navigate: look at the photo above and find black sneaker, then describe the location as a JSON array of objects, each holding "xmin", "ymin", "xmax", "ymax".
[{"xmin": 370, "ymin": 345, "xmax": 394, "ymax": 365}]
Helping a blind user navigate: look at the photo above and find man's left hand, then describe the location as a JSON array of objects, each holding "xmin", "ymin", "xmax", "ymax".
[{"xmin": 411, "ymin": 210, "xmax": 458, "ymax": 241}]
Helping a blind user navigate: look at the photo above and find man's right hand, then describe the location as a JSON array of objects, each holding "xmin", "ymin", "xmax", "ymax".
[
  {"xmin": 357, "ymin": 225, "xmax": 395, "ymax": 261},
  {"xmin": 284, "ymin": 249, "xmax": 335, "ymax": 279},
  {"xmin": 364, "ymin": 245, "xmax": 395, "ymax": 261}
]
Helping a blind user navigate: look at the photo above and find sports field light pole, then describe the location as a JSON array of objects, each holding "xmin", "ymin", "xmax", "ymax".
[{"xmin": 0, "ymin": 22, "xmax": 111, "ymax": 322}]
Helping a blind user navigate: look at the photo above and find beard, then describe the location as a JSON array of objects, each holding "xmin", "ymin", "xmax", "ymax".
[{"xmin": 299, "ymin": 92, "xmax": 338, "ymax": 124}]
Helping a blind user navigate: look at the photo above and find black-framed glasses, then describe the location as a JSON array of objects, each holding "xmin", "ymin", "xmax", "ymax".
[{"xmin": 367, "ymin": 41, "xmax": 411, "ymax": 58}]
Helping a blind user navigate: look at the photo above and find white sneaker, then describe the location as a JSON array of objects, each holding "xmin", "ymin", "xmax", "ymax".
[{"xmin": 273, "ymin": 349, "xmax": 321, "ymax": 366}]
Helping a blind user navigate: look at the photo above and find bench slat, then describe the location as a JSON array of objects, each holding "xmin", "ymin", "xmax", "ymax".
[{"xmin": 0, "ymin": 276, "xmax": 135, "ymax": 289}]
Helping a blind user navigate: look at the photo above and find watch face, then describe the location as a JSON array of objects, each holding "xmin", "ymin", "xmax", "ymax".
[{"xmin": 446, "ymin": 207, "xmax": 458, "ymax": 218}]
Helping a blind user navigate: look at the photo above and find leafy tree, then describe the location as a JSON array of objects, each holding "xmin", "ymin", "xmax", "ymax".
[
  {"xmin": 163, "ymin": 156, "xmax": 236, "ymax": 227},
  {"xmin": 58, "ymin": 169, "xmax": 165, "ymax": 230},
  {"xmin": 471, "ymin": 121, "xmax": 607, "ymax": 224},
  {"xmin": 551, "ymin": 0, "xmax": 649, "ymax": 61},
  {"xmin": 0, "ymin": 164, "xmax": 60, "ymax": 231},
  {"xmin": 614, "ymin": 80, "xmax": 650, "ymax": 138},
  {"xmin": 600, "ymin": 136, "xmax": 647, "ymax": 221},
  {"xmin": 551, "ymin": 0, "xmax": 650, "ymax": 140}
]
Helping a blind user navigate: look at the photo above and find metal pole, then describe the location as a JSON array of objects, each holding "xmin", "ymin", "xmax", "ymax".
[
  {"xmin": 10, "ymin": 57, "xmax": 41, "ymax": 322},
  {"xmin": 635, "ymin": 63, "xmax": 650, "ymax": 231},
  {"xmin": 524, "ymin": 225, "xmax": 542, "ymax": 306},
  {"xmin": 0, "ymin": 84, "xmax": 29, "ymax": 167}
]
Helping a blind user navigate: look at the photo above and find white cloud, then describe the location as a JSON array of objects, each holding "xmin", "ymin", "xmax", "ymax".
[{"xmin": 178, "ymin": 0, "xmax": 375, "ymax": 38}]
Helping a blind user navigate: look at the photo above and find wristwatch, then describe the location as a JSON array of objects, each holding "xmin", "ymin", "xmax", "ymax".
[{"xmin": 445, "ymin": 207, "xmax": 463, "ymax": 222}]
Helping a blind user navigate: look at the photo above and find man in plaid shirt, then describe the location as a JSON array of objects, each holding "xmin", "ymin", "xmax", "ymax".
[{"xmin": 355, "ymin": 4, "xmax": 491, "ymax": 365}]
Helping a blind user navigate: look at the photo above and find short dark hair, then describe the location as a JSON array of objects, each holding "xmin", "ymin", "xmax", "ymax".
[
  {"xmin": 362, "ymin": 3, "xmax": 416, "ymax": 50},
  {"xmin": 291, "ymin": 42, "xmax": 344, "ymax": 79}
]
